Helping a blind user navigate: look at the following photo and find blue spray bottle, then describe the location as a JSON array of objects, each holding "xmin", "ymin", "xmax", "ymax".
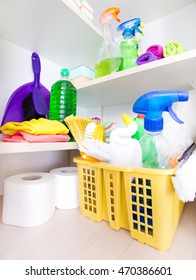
[
  {"xmin": 117, "ymin": 18, "xmax": 144, "ymax": 70},
  {"xmin": 132, "ymin": 90, "xmax": 189, "ymax": 168}
]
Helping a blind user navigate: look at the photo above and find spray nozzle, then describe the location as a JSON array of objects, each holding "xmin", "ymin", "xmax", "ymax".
[
  {"xmin": 99, "ymin": 7, "xmax": 121, "ymax": 24},
  {"xmin": 132, "ymin": 90, "xmax": 189, "ymax": 132},
  {"xmin": 117, "ymin": 18, "xmax": 144, "ymax": 39}
]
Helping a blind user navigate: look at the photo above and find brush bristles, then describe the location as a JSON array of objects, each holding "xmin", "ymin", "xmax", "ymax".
[
  {"xmin": 64, "ymin": 115, "xmax": 94, "ymax": 146},
  {"xmin": 22, "ymin": 93, "xmax": 45, "ymax": 121}
]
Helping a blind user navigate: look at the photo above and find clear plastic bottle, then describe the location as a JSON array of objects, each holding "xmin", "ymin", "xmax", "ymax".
[
  {"xmin": 94, "ymin": 7, "xmax": 123, "ymax": 78},
  {"xmin": 118, "ymin": 38, "xmax": 139, "ymax": 70},
  {"xmin": 132, "ymin": 90, "xmax": 189, "ymax": 169},
  {"xmin": 139, "ymin": 130, "xmax": 170, "ymax": 168},
  {"xmin": 117, "ymin": 18, "xmax": 144, "ymax": 70},
  {"xmin": 49, "ymin": 68, "xmax": 77, "ymax": 123}
]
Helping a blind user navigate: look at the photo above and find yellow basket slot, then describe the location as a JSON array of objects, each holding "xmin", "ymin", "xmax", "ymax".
[
  {"xmin": 76, "ymin": 159, "xmax": 108, "ymax": 222},
  {"xmin": 103, "ymin": 168, "xmax": 129, "ymax": 230},
  {"xmin": 123, "ymin": 168, "xmax": 184, "ymax": 251},
  {"xmin": 73, "ymin": 157, "xmax": 184, "ymax": 251}
]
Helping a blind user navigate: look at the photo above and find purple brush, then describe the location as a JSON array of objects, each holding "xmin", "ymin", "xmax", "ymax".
[{"xmin": 1, "ymin": 53, "xmax": 50, "ymax": 125}]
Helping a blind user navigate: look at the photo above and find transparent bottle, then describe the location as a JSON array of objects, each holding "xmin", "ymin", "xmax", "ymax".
[
  {"xmin": 49, "ymin": 68, "xmax": 77, "ymax": 124},
  {"xmin": 132, "ymin": 90, "xmax": 189, "ymax": 169},
  {"xmin": 94, "ymin": 7, "xmax": 122, "ymax": 78},
  {"xmin": 139, "ymin": 130, "xmax": 170, "ymax": 168},
  {"xmin": 117, "ymin": 18, "xmax": 143, "ymax": 70},
  {"xmin": 119, "ymin": 37, "xmax": 139, "ymax": 70}
]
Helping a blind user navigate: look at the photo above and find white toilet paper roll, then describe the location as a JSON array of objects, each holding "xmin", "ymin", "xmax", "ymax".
[
  {"xmin": 3, "ymin": 172, "xmax": 55, "ymax": 227},
  {"xmin": 50, "ymin": 167, "xmax": 79, "ymax": 209}
]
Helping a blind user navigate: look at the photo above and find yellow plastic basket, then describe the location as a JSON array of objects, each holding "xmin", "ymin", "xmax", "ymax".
[{"xmin": 73, "ymin": 157, "xmax": 184, "ymax": 251}]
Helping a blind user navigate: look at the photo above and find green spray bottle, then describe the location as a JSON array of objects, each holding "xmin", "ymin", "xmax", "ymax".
[
  {"xmin": 133, "ymin": 90, "xmax": 189, "ymax": 168},
  {"xmin": 117, "ymin": 18, "xmax": 144, "ymax": 70}
]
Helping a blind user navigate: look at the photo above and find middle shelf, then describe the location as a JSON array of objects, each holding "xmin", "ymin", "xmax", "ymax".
[
  {"xmin": 0, "ymin": 140, "xmax": 77, "ymax": 154},
  {"xmin": 76, "ymin": 49, "xmax": 196, "ymax": 108}
]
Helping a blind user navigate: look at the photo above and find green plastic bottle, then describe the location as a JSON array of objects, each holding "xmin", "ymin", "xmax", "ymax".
[
  {"xmin": 49, "ymin": 68, "xmax": 77, "ymax": 141},
  {"xmin": 132, "ymin": 114, "xmax": 145, "ymax": 140},
  {"xmin": 49, "ymin": 68, "xmax": 77, "ymax": 123},
  {"xmin": 117, "ymin": 18, "xmax": 143, "ymax": 70}
]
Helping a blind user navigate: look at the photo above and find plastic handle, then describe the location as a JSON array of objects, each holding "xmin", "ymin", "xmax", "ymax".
[
  {"xmin": 117, "ymin": 18, "xmax": 140, "ymax": 31},
  {"xmin": 32, "ymin": 52, "xmax": 41, "ymax": 86},
  {"xmin": 165, "ymin": 104, "xmax": 184, "ymax": 124}
]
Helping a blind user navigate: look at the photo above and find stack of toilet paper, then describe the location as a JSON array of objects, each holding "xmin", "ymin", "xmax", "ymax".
[{"xmin": 2, "ymin": 167, "xmax": 79, "ymax": 227}]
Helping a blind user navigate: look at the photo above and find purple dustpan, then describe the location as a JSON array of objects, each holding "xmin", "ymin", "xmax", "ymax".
[{"xmin": 1, "ymin": 52, "xmax": 50, "ymax": 126}]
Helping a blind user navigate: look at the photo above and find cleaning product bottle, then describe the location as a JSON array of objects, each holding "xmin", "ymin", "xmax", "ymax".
[
  {"xmin": 123, "ymin": 113, "xmax": 145, "ymax": 140},
  {"xmin": 49, "ymin": 68, "xmax": 77, "ymax": 123},
  {"xmin": 94, "ymin": 7, "xmax": 123, "ymax": 78},
  {"xmin": 132, "ymin": 90, "xmax": 189, "ymax": 168},
  {"xmin": 109, "ymin": 114, "xmax": 142, "ymax": 166},
  {"xmin": 132, "ymin": 114, "xmax": 144, "ymax": 140},
  {"xmin": 117, "ymin": 18, "xmax": 144, "ymax": 70}
]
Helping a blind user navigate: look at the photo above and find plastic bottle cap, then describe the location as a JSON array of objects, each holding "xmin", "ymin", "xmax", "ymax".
[
  {"xmin": 61, "ymin": 68, "xmax": 70, "ymax": 77},
  {"xmin": 122, "ymin": 114, "xmax": 134, "ymax": 126}
]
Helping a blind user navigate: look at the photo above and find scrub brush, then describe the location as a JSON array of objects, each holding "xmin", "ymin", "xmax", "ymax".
[
  {"xmin": 84, "ymin": 122, "xmax": 105, "ymax": 141},
  {"xmin": 64, "ymin": 115, "xmax": 95, "ymax": 146},
  {"xmin": 79, "ymin": 138, "xmax": 112, "ymax": 162}
]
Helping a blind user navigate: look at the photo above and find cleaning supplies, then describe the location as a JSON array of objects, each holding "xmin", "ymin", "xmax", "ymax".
[
  {"xmin": 132, "ymin": 114, "xmax": 144, "ymax": 140},
  {"xmin": 1, "ymin": 53, "xmax": 50, "ymax": 126},
  {"xmin": 109, "ymin": 115, "xmax": 142, "ymax": 166},
  {"xmin": 146, "ymin": 44, "xmax": 164, "ymax": 59},
  {"xmin": 136, "ymin": 52, "xmax": 158, "ymax": 65},
  {"xmin": 132, "ymin": 90, "xmax": 189, "ymax": 168},
  {"xmin": 79, "ymin": 138, "xmax": 112, "ymax": 162},
  {"xmin": 49, "ymin": 68, "xmax": 77, "ymax": 141},
  {"xmin": 172, "ymin": 146, "xmax": 196, "ymax": 202},
  {"xmin": 163, "ymin": 41, "xmax": 186, "ymax": 57},
  {"xmin": 0, "ymin": 118, "xmax": 69, "ymax": 135},
  {"xmin": 117, "ymin": 18, "xmax": 144, "ymax": 70},
  {"xmin": 94, "ymin": 7, "xmax": 122, "ymax": 78},
  {"xmin": 64, "ymin": 115, "xmax": 95, "ymax": 146},
  {"xmin": 22, "ymin": 53, "xmax": 48, "ymax": 121}
]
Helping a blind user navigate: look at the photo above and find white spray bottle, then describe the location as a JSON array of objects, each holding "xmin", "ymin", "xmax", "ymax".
[{"xmin": 109, "ymin": 114, "xmax": 142, "ymax": 166}]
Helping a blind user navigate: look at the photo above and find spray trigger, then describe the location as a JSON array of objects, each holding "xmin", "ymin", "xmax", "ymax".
[{"xmin": 165, "ymin": 104, "xmax": 184, "ymax": 124}]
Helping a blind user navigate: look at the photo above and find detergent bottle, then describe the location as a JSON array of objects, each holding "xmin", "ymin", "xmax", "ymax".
[
  {"xmin": 132, "ymin": 90, "xmax": 189, "ymax": 168},
  {"xmin": 117, "ymin": 18, "xmax": 144, "ymax": 70},
  {"xmin": 109, "ymin": 114, "xmax": 142, "ymax": 166},
  {"xmin": 94, "ymin": 7, "xmax": 123, "ymax": 78},
  {"xmin": 132, "ymin": 114, "xmax": 145, "ymax": 140},
  {"xmin": 49, "ymin": 68, "xmax": 77, "ymax": 141}
]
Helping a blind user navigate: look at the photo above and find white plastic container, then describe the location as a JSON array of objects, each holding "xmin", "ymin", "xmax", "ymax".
[{"xmin": 109, "ymin": 119, "xmax": 142, "ymax": 167}]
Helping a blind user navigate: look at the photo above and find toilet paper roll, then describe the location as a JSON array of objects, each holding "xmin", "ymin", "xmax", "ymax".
[
  {"xmin": 3, "ymin": 172, "xmax": 55, "ymax": 227},
  {"xmin": 50, "ymin": 167, "xmax": 79, "ymax": 209}
]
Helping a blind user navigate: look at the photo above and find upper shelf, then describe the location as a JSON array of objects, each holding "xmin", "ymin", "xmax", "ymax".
[
  {"xmin": 0, "ymin": 0, "xmax": 101, "ymax": 68},
  {"xmin": 76, "ymin": 49, "xmax": 196, "ymax": 108}
]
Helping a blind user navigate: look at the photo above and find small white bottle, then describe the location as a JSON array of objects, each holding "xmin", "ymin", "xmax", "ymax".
[{"xmin": 109, "ymin": 114, "xmax": 142, "ymax": 167}]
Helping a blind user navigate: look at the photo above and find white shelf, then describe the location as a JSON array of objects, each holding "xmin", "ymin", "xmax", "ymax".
[
  {"xmin": 0, "ymin": 140, "xmax": 77, "ymax": 154},
  {"xmin": 77, "ymin": 49, "xmax": 196, "ymax": 108},
  {"xmin": 0, "ymin": 0, "xmax": 101, "ymax": 68}
]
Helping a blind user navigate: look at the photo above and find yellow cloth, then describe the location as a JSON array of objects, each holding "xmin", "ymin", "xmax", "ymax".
[{"xmin": 0, "ymin": 118, "xmax": 69, "ymax": 135}]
